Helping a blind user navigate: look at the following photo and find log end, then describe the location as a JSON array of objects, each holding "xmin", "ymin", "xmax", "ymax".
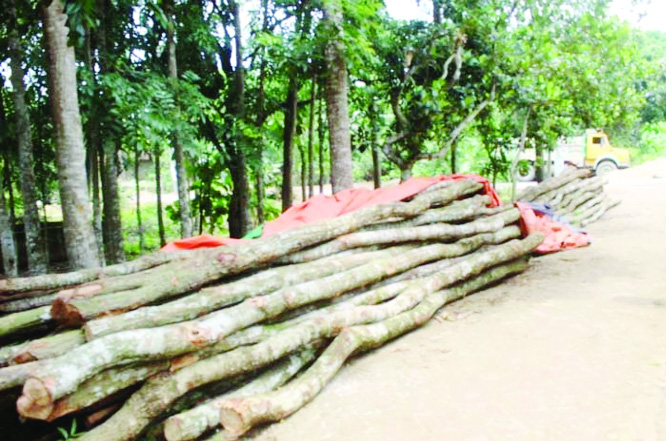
[
  {"xmin": 17, "ymin": 377, "xmax": 55, "ymax": 420},
  {"xmin": 51, "ymin": 298, "xmax": 84, "ymax": 327},
  {"xmin": 163, "ymin": 417, "xmax": 184, "ymax": 441},
  {"xmin": 219, "ymin": 401, "xmax": 250, "ymax": 437}
]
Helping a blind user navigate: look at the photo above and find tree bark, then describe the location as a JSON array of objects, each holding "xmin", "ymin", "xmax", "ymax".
[
  {"xmin": 9, "ymin": 0, "xmax": 47, "ymax": 275},
  {"xmin": 166, "ymin": 0, "xmax": 193, "ymax": 239},
  {"xmin": 134, "ymin": 149, "xmax": 145, "ymax": 253},
  {"xmin": 11, "ymin": 330, "xmax": 84, "ymax": 364},
  {"xmin": 369, "ymin": 102, "xmax": 382, "ymax": 189},
  {"xmin": 298, "ymin": 137, "xmax": 307, "ymax": 201},
  {"xmin": 0, "ymin": 175, "xmax": 17, "ymax": 278},
  {"xmin": 318, "ymin": 94, "xmax": 326, "ymax": 193},
  {"xmin": 307, "ymin": 71, "xmax": 317, "ymax": 199},
  {"xmin": 155, "ymin": 148, "xmax": 167, "ymax": 247},
  {"xmin": 102, "ymin": 141, "xmax": 125, "ymax": 263},
  {"xmin": 42, "ymin": 0, "xmax": 100, "ymax": 270},
  {"xmin": 227, "ymin": 0, "xmax": 251, "ymax": 238},
  {"xmin": 282, "ymin": 76, "xmax": 298, "ymax": 210},
  {"xmin": 322, "ymin": 0, "xmax": 353, "ymax": 193},
  {"xmin": 95, "ymin": 0, "xmax": 123, "ymax": 264}
]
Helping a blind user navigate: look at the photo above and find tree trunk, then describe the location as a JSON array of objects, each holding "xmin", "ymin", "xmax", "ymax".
[
  {"xmin": 253, "ymin": 0, "xmax": 270, "ymax": 225},
  {"xmin": 432, "ymin": 0, "xmax": 442, "ymax": 24},
  {"xmin": 318, "ymin": 94, "xmax": 326, "ymax": 193},
  {"xmin": 166, "ymin": 0, "xmax": 193, "ymax": 239},
  {"xmin": 227, "ymin": 0, "xmax": 251, "ymax": 238},
  {"xmin": 282, "ymin": 76, "xmax": 298, "ymax": 211},
  {"xmin": 102, "ymin": 141, "xmax": 125, "ymax": 263},
  {"xmin": 399, "ymin": 166, "xmax": 412, "ymax": 182},
  {"xmin": 42, "ymin": 0, "xmax": 100, "ymax": 270},
  {"xmin": 228, "ymin": 150, "xmax": 250, "ymax": 238},
  {"xmin": 154, "ymin": 149, "xmax": 167, "ymax": 247},
  {"xmin": 91, "ymin": 142, "xmax": 105, "ymax": 265},
  {"xmin": 369, "ymin": 102, "xmax": 381, "ymax": 189},
  {"xmin": 322, "ymin": 0, "xmax": 353, "ymax": 193},
  {"xmin": 450, "ymin": 140, "xmax": 457, "ymax": 174},
  {"xmin": 8, "ymin": 0, "xmax": 47, "ymax": 275},
  {"xmin": 135, "ymin": 149, "xmax": 144, "ymax": 253},
  {"xmin": 0, "ymin": 175, "xmax": 17, "ymax": 278},
  {"xmin": 82, "ymin": 20, "xmax": 105, "ymax": 267},
  {"xmin": 307, "ymin": 71, "xmax": 317, "ymax": 199},
  {"xmin": 299, "ymin": 140, "xmax": 307, "ymax": 202},
  {"xmin": 2, "ymin": 148, "xmax": 15, "ymax": 224}
]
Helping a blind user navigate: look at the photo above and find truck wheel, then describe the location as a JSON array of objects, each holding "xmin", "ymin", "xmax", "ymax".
[
  {"xmin": 595, "ymin": 160, "xmax": 618, "ymax": 176},
  {"xmin": 517, "ymin": 161, "xmax": 536, "ymax": 182}
]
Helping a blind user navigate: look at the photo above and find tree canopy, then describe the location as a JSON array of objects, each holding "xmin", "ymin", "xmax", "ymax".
[{"xmin": 0, "ymin": 0, "xmax": 663, "ymax": 272}]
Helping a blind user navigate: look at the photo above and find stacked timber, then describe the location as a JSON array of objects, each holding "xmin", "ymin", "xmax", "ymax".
[
  {"xmin": 0, "ymin": 179, "xmax": 543, "ymax": 441},
  {"xmin": 517, "ymin": 168, "xmax": 620, "ymax": 227}
]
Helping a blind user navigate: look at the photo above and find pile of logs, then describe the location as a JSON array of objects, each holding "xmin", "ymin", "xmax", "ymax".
[
  {"xmin": 0, "ymin": 180, "xmax": 543, "ymax": 441},
  {"xmin": 517, "ymin": 168, "xmax": 620, "ymax": 227}
]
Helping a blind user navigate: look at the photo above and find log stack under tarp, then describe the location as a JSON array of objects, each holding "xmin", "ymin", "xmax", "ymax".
[
  {"xmin": 0, "ymin": 179, "xmax": 544, "ymax": 441},
  {"xmin": 517, "ymin": 168, "xmax": 620, "ymax": 227}
]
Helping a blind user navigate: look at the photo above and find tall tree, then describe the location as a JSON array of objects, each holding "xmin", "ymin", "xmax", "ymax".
[
  {"xmin": 0, "ymin": 89, "xmax": 18, "ymax": 278},
  {"xmin": 226, "ymin": 0, "xmax": 251, "ymax": 237},
  {"xmin": 95, "ymin": 0, "xmax": 124, "ymax": 263},
  {"xmin": 8, "ymin": 0, "xmax": 47, "ymax": 275},
  {"xmin": 165, "ymin": 0, "xmax": 193, "ymax": 239},
  {"xmin": 0, "ymin": 171, "xmax": 17, "ymax": 278},
  {"xmin": 42, "ymin": 0, "xmax": 100, "ymax": 270},
  {"xmin": 321, "ymin": 0, "xmax": 353, "ymax": 192}
]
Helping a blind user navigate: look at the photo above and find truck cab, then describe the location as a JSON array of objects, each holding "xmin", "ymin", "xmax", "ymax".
[
  {"xmin": 583, "ymin": 130, "xmax": 631, "ymax": 175},
  {"xmin": 516, "ymin": 129, "xmax": 631, "ymax": 181}
]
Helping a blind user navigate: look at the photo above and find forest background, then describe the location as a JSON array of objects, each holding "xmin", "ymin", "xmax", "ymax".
[{"xmin": 1, "ymin": 0, "xmax": 665, "ymax": 275}]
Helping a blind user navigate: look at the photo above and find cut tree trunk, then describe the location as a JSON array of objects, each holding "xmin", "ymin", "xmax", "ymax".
[
  {"xmin": 24, "ymin": 234, "xmax": 543, "ymax": 436},
  {"xmin": 11, "ymin": 329, "xmax": 84, "ymax": 364},
  {"xmin": 30, "ymin": 232, "xmax": 518, "ymax": 410},
  {"xmin": 49, "ymin": 185, "xmax": 473, "ymax": 326},
  {"xmin": 163, "ymin": 348, "xmax": 317, "ymax": 441},
  {"xmin": 517, "ymin": 168, "xmax": 592, "ymax": 202},
  {"xmin": 84, "ymin": 246, "xmax": 412, "ymax": 339},
  {"xmin": 0, "ymin": 251, "xmax": 182, "ymax": 294},
  {"xmin": 218, "ymin": 258, "xmax": 530, "ymax": 436}
]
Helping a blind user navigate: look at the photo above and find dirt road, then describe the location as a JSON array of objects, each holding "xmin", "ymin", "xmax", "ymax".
[{"xmin": 255, "ymin": 160, "xmax": 666, "ymax": 441}]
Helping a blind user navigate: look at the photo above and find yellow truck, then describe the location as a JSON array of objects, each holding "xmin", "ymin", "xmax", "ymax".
[{"xmin": 517, "ymin": 129, "xmax": 631, "ymax": 181}]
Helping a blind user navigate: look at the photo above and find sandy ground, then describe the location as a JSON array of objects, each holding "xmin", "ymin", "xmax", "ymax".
[{"xmin": 253, "ymin": 160, "xmax": 666, "ymax": 441}]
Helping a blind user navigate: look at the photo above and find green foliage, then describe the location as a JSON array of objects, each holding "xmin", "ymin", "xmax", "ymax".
[
  {"xmin": 3, "ymin": 0, "xmax": 664, "ymax": 263},
  {"xmin": 634, "ymin": 121, "xmax": 666, "ymax": 163},
  {"xmin": 57, "ymin": 418, "xmax": 82, "ymax": 440}
]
